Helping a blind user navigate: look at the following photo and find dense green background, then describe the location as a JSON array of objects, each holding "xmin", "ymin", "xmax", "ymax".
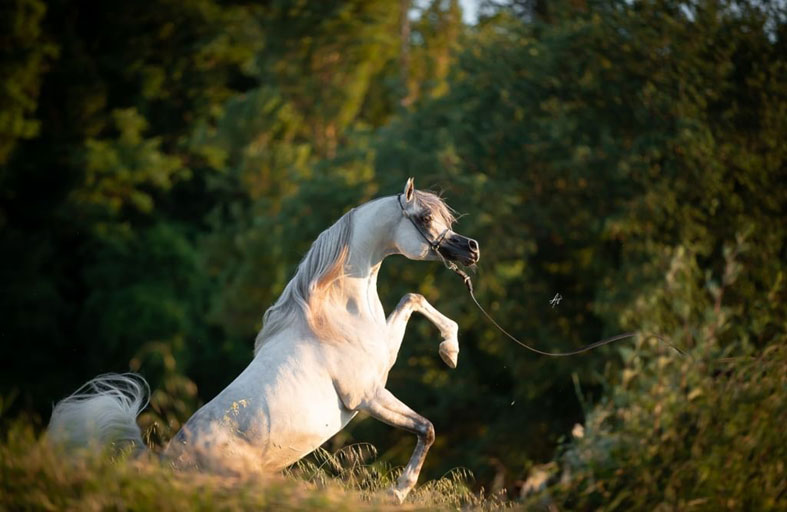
[{"xmin": 2, "ymin": 0, "xmax": 785, "ymax": 505}]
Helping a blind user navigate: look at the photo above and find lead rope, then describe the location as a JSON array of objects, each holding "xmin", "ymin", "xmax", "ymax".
[
  {"xmin": 398, "ymin": 193, "xmax": 684, "ymax": 357},
  {"xmin": 440, "ymin": 258, "xmax": 686, "ymax": 357}
]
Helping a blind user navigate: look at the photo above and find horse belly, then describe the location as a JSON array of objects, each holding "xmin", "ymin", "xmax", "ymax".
[
  {"xmin": 261, "ymin": 372, "xmax": 357, "ymax": 469},
  {"xmin": 167, "ymin": 341, "xmax": 357, "ymax": 473}
]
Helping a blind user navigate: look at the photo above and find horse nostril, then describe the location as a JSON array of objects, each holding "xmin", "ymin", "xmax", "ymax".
[{"xmin": 468, "ymin": 238, "xmax": 479, "ymax": 252}]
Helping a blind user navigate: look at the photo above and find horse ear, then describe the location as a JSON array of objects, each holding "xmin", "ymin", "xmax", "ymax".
[{"xmin": 404, "ymin": 178, "xmax": 415, "ymax": 203}]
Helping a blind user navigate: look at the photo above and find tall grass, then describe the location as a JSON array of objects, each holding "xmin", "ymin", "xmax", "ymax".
[
  {"xmin": 0, "ymin": 421, "xmax": 507, "ymax": 511},
  {"xmin": 286, "ymin": 443, "xmax": 506, "ymax": 509}
]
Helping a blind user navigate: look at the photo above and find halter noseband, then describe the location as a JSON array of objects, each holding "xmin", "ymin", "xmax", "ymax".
[{"xmin": 398, "ymin": 193, "xmax": 449, "ymax": 253}]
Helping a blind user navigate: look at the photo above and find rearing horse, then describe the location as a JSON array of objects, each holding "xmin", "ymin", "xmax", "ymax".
[{"xmin": 48, "ymin": 178, "xmax": 479, "ymax": 501}]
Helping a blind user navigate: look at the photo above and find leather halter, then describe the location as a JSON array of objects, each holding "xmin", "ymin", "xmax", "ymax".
[{"xmin": 398, "ymin": 193, "xmax": 449, "ymax": 253}]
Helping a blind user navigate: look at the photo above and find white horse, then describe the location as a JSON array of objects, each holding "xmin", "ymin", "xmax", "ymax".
[{"xmin": 48, "ymin": 178, "xmax": 479, "ymax": 501}]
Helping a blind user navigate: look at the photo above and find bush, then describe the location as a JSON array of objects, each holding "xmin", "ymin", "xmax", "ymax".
[{"xmin": 531, "ymin": 340, "xmax": 787, "ymax": 511}]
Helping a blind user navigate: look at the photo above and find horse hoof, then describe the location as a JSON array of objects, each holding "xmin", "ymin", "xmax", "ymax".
[
  {"xmin": 439, "ymin": 339, "xmax": 459, "ymax": 369},
  {"xmin": 388, "ymin": 487, "xmax": 407, "ymax": 504}
]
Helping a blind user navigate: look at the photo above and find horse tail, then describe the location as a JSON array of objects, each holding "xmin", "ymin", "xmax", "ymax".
[{"xmin": 47, "ymin": 373, "xmax": 150, "ymax": 454}]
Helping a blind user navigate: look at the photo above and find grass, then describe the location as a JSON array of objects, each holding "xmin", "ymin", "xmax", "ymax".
[
  {"xmin": 7, "ymin": 340, "xmax": 783, "ymax": 510},
  {"xmin": 0, "ymin": 421, "xmax": 510, "ymax": 511}
]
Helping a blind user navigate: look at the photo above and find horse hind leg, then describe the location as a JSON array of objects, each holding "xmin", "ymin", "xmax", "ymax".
[{"xmin": 360, "ymin": 388, "xmax": 435, "ymax": 503}]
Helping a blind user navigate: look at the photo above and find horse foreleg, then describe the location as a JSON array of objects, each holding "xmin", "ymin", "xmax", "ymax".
[
  {"xmin": 386, "ymin": 293, "xmax": 459, "ymax": 368},
  {"xmin": 360, "ymin": 388, "xmax": 434, "ymax": 503}
]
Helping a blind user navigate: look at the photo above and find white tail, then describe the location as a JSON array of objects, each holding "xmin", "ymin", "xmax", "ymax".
[{"xmin": 48, "ymin": 373, "xmax": 150, "ymax": 452}]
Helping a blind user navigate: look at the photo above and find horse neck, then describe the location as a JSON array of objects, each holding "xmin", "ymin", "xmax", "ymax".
[{"xmin": 341, "ymin": 197, "xmax": 399, "ymax": 319}]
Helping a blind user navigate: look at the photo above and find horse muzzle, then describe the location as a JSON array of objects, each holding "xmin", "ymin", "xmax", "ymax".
[{"xmin": 437, "ymin": 234, "xmax": 480, "ymax": 266}]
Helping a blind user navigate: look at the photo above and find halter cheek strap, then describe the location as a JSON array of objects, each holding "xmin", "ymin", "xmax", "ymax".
[{"xmin": 398, "ymin": 193, "xmax": 449, "ymax": 253}]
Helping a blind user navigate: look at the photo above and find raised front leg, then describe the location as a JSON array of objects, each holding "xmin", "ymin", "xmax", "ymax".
[
  {"xmin": 360, "ymin": 388, "xmax": 435, "ymax": 503},
  {"xmin": 386, "ymin": 293, "xmax": 459, "ymax": 368}
]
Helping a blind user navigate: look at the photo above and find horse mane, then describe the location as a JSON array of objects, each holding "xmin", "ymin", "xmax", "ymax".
[
  {"xmin": 254, "ymin": 210, "xmax": 354, "ymax": 354},
  {"xmin": 253, "ymin": 190, "xmax": 454, "ymax": 355}
]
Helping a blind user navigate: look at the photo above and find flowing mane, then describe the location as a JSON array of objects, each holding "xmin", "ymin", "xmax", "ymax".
[{"xmin": 254, "ymin": 210, "xmax": 354, "ymax": 355}]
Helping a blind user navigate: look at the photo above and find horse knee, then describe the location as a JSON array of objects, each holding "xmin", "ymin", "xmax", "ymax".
[
  {"xmin": 421, "ymin": 420, "xmax": 435, "ymax": 446},
  {"xmin": 398, "ymin": 293, "xmax": 424, "ymax": 309}
]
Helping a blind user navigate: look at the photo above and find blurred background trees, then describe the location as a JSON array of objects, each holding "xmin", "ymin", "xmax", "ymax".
[{"xmin": 1, "ymin": 0, "xmax": 785, "ymax": 502}]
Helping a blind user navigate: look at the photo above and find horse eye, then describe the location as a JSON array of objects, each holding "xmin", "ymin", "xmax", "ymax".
[{"xmin": 422, "ymin": 213, "xmax": 433, "ymax": 224}]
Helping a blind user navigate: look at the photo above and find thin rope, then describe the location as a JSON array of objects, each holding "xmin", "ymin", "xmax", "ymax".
[
  {"xmin": 398, "ymin": 194, "xmax": 684, "ymax": 357},
  {"xmin": 443, "ymin": 259, "xmax": 685, "ymax": 357}
]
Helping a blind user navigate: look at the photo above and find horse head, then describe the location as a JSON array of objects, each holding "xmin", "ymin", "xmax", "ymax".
[{"xmin": 394, "ymin": 178, "xmax": 480, "ymax": 266}]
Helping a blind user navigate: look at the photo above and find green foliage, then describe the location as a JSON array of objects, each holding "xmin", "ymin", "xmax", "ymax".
[
  {"xmin": 526, "ymin": 232, "xmax": 787, "ymax": 509},
  {"xmin": 533, "ymin": 341, "xmax": 787, "ymax": 510},
  {"xmin": 75, "ymin": 108, "xmax": 189, "ymax": 216},
  {"xmin": 1, "ymin": 0, "xmax": 785, "ymax": 504},
  {"xmin": 0, "ymin": 0, "xmax": 57, "ymax": 165},
  {"xmin": 359, "ymin": 0, "xmax": 787, "ymax": 488}
]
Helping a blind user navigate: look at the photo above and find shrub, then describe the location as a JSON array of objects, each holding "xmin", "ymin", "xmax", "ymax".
[{"xmin": 532, "ymin": 340, "xmax": 787, "ymax": 511}]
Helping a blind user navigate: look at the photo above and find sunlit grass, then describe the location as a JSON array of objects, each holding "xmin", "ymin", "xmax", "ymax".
[
  {"xmin": 0, "ymin": 421, "xmax": 510, "ymax": 511},
  {"xmin": 286, "ymin": 443, "xmax": 507, "ymax": 510}
]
